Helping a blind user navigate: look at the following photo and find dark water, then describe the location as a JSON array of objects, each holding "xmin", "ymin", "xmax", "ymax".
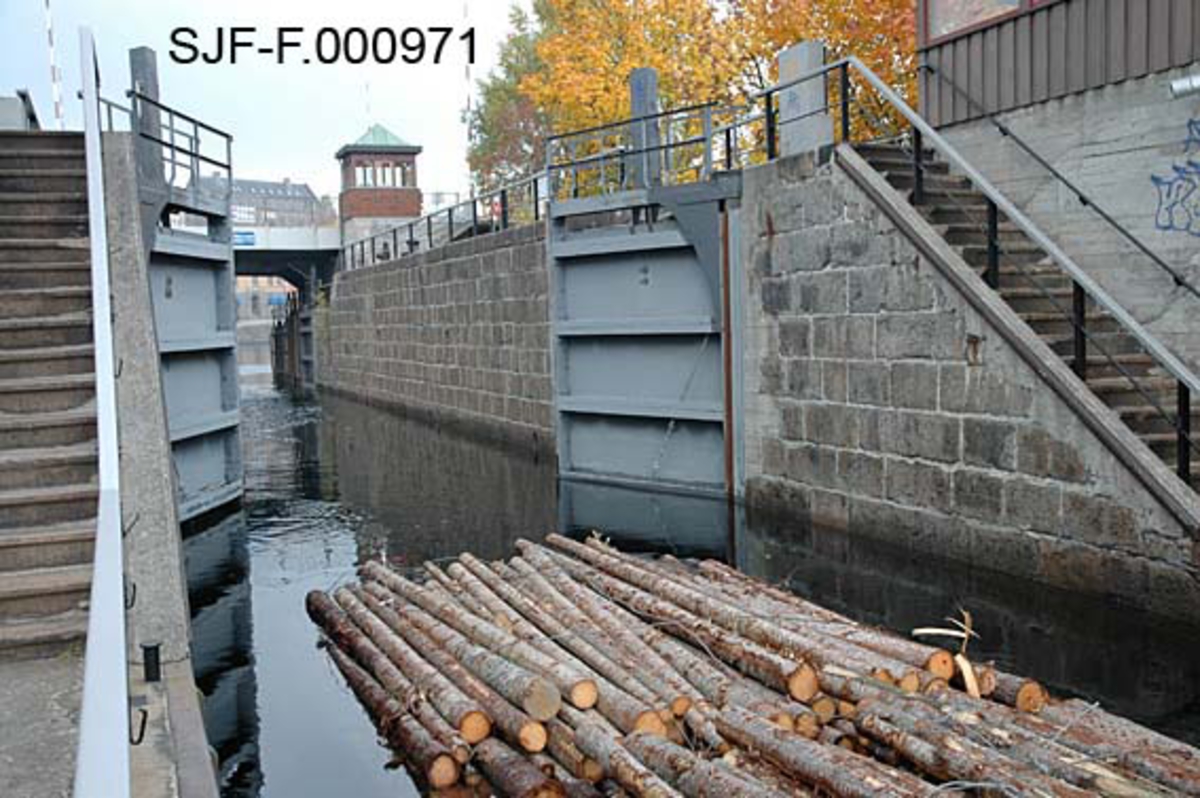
[{"xmin": 186, "ymin": 385, "xmax": 1200, "ymax": 798}]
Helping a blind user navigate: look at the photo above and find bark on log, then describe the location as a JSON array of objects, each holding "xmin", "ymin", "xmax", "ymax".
[
  {"xmin": 990, "ymin": 670, "xmax": 1048, "ymax": 713},
  {"xmin": 325, "ymin": 587, "xmax": 472, "ymax": 760},
  {"xmin": 323, "ymin": 636, "xmax": 460, "ymax": 789},
  {"xmin": 712, "ymin": 705, "xmax": 938, "ymax": 798},
  {"xmin": 462, "ymin": 553, "xmax": 664, "ymax": 711},
  {"xmin": 359, "ymin": 583, "xmax": 548, "ymax": 753},
  {"xmin": 508, "ymin": 553, "xmax": 694, "ymax": 717},
  {"xmin": 473, "ymin": 737, "xmax": 567, "ymax": 798},
  {"xmin": 621, "ymin": 732, "xmax": 790, "ymax": 798},
  {"xmin": 364, "ymin": 561, "xmax": 597, "ymax": 710},
  {"xmin": 542, "ymin": 545, "xmax": 819, "ymax": 704},
  {"xmin": 531, "ymin": 754, "xmax": 604, "ymax": 798},
  {"xmin": 544, "ymin": 535, "xmax": 937, "ymax": 694},
  {"xmin": 546, "ymin": 719, "xmax": 605, "ymax": 783},
  {"xmin": 571, "ymin": 724, "xmax": 683, "ymax": 798}
]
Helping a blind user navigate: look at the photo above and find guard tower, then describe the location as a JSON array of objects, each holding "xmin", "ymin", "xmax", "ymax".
[{"xmin": 336, "ymin": 124, "xmax": 422, "ymax": 249}]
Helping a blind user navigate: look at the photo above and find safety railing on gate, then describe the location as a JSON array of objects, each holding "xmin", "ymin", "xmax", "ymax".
[
  {"xmin": 342, "ymin": 171, "xmax": 547, "ymax": 270},
  {"xmin": 74, "ymin": 27, "xmax": 131, "ymax": 798},
  {"xmin": 127, "ymin": 88, "xmax": 233, "ymax": 206}
]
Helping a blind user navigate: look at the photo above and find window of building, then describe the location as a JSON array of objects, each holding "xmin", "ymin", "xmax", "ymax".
[
  {"xmin": 927, "ymin": 0, "xmax": 1020, "ymax": 41},
  {"xmin": 380, "ymin": 162, "xmax": 393, "ymax": 187},
  {"xmin": 231, "ymin": 204, "xmax": 255, "ymax": 224}
]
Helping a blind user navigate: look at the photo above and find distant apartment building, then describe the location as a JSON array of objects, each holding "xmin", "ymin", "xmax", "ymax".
[{"xmin": 228, "ymin": 177, "xmax": 336, "ymax": 228}]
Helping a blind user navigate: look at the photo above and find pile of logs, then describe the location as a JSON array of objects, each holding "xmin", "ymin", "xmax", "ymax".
[{"xmin": 306, "ymin": 534, "xmax": 1200, "ymax": 797}]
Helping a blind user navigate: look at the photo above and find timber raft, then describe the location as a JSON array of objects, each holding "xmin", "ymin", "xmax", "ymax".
[{"xmin": 306, "ymin": 534, "xmax": 1200, "ymax": 796}]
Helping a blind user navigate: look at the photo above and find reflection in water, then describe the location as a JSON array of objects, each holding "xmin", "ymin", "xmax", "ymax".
[{"xmin": 190, "ymin": 386, "xmax": 1199, "ymax": 798}]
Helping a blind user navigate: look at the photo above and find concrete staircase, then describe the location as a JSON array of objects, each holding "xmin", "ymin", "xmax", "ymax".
[
  {"xmin": 858, "ymin": 142, "xmax": 1199, "ymax": 486},
  {"xmin": 0, "ymin": 130, "xmax": 96, "ymax": 661}
]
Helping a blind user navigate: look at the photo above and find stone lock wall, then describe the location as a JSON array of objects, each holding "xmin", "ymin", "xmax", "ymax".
[
  {"xmin": 317, "ymin": 224, "xmax": 554, "ymax": 451},
  {"xmin": 739, "ymin": 150, "xmax": 1199, "ymax": 619}
]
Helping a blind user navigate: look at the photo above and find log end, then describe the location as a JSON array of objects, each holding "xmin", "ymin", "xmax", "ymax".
[
  {"xmin": 1016, "ymin": 680, "xmax": 1049, "ymax": 713},
  {"xmin": 460, "ymin": 711, "xmax": 493, "ymax": 745},
  {"xmin": 519, "ymin": 721, "xmax": 549, "ymax": 753},
  {"xmin": 811, "ymin": 695, "xmax": 837, "ymax": 724},
  {"xmin": 582, "ymin": 758, "xmax": 605, "ymax": 783},
  {"xmin": 924, "ymin": 649, "xmax": 956, "ymax": 681},
  {"xmin": 524, "ymin": 680, "xmax": 563, "ymax": 722},
  {"xmin": 787, "ymin": 662, "xmax": 819, "ymax": 703},
  {"xmin": 768, "ymin": 711, "xmax": 794, "ymax": 732},
  {"xmin": 569, "ymin": 680, "xmax": 599, "ymax": 710},
  {"xmin": 793, "ymin": 712, "xmax": 821, "ymax": 739},
  {"xmin": 897, "ymin": 671, "xmax": 922, "ymax": 694},
  {"xmin": 634, "ymin": 710, "xmax": 669, "ymax": 738},
  {"xmin": 669, "ymin": 695, "xmax": 692, "ymax": 717},
  {"xmin": 428, "ymin": 753, "xmax": 461, "ymax": 790},
  {"xmin": 922, "ymin": 677, "xmax": 950, "ymax": 696}
]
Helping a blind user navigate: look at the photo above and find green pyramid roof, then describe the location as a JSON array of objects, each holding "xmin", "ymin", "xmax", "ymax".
[{"xmin": 336, "ymin": 123, "xmax": 422, "ymax": 159}]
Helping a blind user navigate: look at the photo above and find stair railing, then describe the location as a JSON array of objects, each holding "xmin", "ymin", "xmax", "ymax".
[
  {"xmin": 746, "ymin": 56, "xmax": 1197, "ymax": 486},
  {"xmin": 919, "ymin": 62, "xmax": 1200, "ymax": 303},
  {"xmin": 74, "ymin": 27, "xmax": 131, "ymax": 798}
]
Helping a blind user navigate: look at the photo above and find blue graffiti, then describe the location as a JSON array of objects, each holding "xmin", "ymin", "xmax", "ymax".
[{"xmin": 1151, "ymin": 119, "xmax": 1200, "ymax": 237}]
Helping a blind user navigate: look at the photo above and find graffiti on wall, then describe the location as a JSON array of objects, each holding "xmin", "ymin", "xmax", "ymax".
[{"xmin": 1151, "ymin": 118, "xmax": 1200, "ymax": 237}]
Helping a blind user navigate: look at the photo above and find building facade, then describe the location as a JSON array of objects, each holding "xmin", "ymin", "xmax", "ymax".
[{"xmin": 336, "ymin": 123, "xmax": 423, "ymax": 248}]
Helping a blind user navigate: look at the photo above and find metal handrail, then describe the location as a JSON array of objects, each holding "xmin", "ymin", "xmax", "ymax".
[
  {"xmin": 920, "ymin": 62, "xmax": 1200, "ymax": 302},
  {"xmin": 74, "ymin": 27, "xmax": 130, "ymax": 798},
  {"xmin": 752, "ymin": 56, "xmax": 1200, "ymax": 398},
  {"xmin": 545, "ymin": 100, "xmax": 719, "ymax": 142},
  {"xmin": 342, "ymin": 170, "xmax": 546, "ymax": 270}
]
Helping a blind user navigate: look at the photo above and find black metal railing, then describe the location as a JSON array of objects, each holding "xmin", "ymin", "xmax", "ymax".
[
  {"xmin": 342, "ymin": 171, "xmax": 545, "ymax": 271},
  {"xmin": 127, "ymin": 89, "xmax": 233, "ymax": 203}
]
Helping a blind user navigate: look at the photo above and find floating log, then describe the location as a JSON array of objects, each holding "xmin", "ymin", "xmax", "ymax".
[
  {"xmin": 546, "ymin": 718, "xmax": 605, "ymax": 783},
  {"xmin": 473, "ymin": 737, "xmax": 567, "ymax": 798},
  {"xmin": 359, "ymin": 584, "xmax": 548, "ymax": 753},
  {"xmin": 622, "ymin": 732, "xmax": 788, "ymax": 798},
  {"xmin": 324, "ymin": 639, "xmax": 460, "ymax": 789},
  {"xmin": 530, "ymin": 753, "xmax": 604, "ymax": 798},
  {"xmin": 364, "ymin": 561, "xmax": 598, "ymax": 711},
  {"xmin": 990, "ymin": 670, "xmax": 1049, "ymax": 713},
  {"xmin": 572, "ymin": 723, "xmax": 683, "ymax": 798}
]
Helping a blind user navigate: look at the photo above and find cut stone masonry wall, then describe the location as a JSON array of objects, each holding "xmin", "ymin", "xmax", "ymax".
[
  {"xmin": 740, "ymin": 150, "xmax": 1200, "ymax": 619},
  {"xmin": 316, "ymin": 224, "xmax": 554, "ymax": 451}
]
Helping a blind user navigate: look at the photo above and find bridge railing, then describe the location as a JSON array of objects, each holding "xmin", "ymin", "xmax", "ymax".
[
  {"xmin": 342, "ymin": 171, "xmax": 547, "ymax": 270},
  {"xmin": 74, "ymin": 27, "xmax": 130, "ymax": 798}
]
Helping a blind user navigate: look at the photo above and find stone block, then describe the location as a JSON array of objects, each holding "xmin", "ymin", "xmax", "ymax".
[
  {"xmin": 785, "ymin": 443, "xmax": 838, "ymax": 488},
  {"xmin": 891, "ymin": 361, "xmax": 938, "ymax": 410},
  {"xmin": 812, "ymin": 316, "xmax": 875, "ymax": 359},
  {"xmin": 963, "ymin": 418, "xmax": 1017, "ymax": 471},
  {"xmin": 779, "ymin": 319, "xmax": 810, "ymax": 357},
  {"xmin": 886, "ymin": 457, "xmax": 952, "ymax": 513},
  {"xmin": 1146, "ymin": 562, "xmax": 1200, "ymax": 619},
  {"xmin": 822, "ymin": 360, "xmax": 848, "ymax": 402},
  {"xmin": 880, "ymin": 410, "xmax": 961, "ymax": 462},
  {"xmin": 810, "ymin": 488, "xmax": 850, "ymax": 531},
  {"xmin": 762, "ymin": 278, "xmax": 790, "ymax": 314},
  {"xmin": 848, "ymin": 361, "xmax": 890, "ymax": 406},
  {"xmin": 795, "ymin": 271, "xmax": 848, "ymax": 314},
  {"xmin": 785, "ymin": 359, "xmax": 821, "ymax": 399},
  {"xmin": 1016, "ymin": 426, "xmax": 1087, "ymax": 483},
  {"xmin": 805, "ymin": 404, "xmax": 857, "ymax": 448},
  {"xmin": 876, "ymin": 312, "xmax": 964, "ymax": 361},
  {"xmin": 940, "ymin": 364, "xmax": 1033, "ymax": 418},
  {"xmin": 829, "ymin": 222, "xmax": 883, "ymax": 267},
  {"xmin": 781, "ymin": 403, "xmax": 805, "ymax": 441},
  {"xmin": 774, "ymin": 227, "xmax": 831, "ymax": 272},
  {"xmin": 848, "ymin": 266, "xmax": 886, "ymax": 313},
  {"xmin": 953, "ymin": 468, "xmax": 1004, "ymax": 522},
  {"xmin": 1061, "ymin": 492, "xmax": 1141, "ymax": 550},
  {"xmin": 1004, "ymin": 477, "xmax": 1061, "ymax": 533},
  {"xmin": 837, "ymin": 450, "xmax": 884, "ymax": 497},
  {"xmin": 966, "ymin": 521, "xmax": 1039, "ymax": 574}
]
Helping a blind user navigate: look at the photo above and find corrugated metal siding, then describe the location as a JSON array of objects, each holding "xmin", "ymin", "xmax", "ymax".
[{"xmin": 919, "ymin": 0, "xmax": 1200, "ymax": 126}]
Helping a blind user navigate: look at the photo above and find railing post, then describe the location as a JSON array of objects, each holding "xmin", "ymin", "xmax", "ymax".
[
  {"xmin": 724, "ymin": 127, "xmax": 733, "ymax": 170},
  {"xmin": 471, "ymin": 194, "xmax": 478, "ymax": 234},
  {"xmin": 840, "ymin": 63, "xmax": 852, "ymax": 142},
  {"xmin": 1072, "ymin": 281, "xmax": 1088, "ymax": 380},
  {"xmin": 500, "ymin": 188, "xmax": 509, "ymax": 229},
  {"xmin": 447, "ymin": 207, "xmax": 454, "ymax": 241},
  {"xmin": 427, "ymin": 214, "xmax": 433, "ymax": 249},
  {"xmin": 1179, "ymin": 383, "xmax": 1192, "ymax": 486},
  {"xmin": 533, "ymin": 178, "xmax": 540, "ymax": 222},
  {"xmin": 408, "ymin": 222, "xmax": 416, "ymax": 253},
  {"xmin": 392, "ymin": 228, "xmax": 398, "ymax": 260},
  {"xmin": 911, "ymin": 127, "xmax": 925, "ymax": 206},
  {"xmin": 702, "ymin": 106, "xmax": 713, "ymax": 180},
  {"xmin": 985, "ymin": 199, "xmax": 999, "ymax": 290},
  {"xmin": 764, "ymin": 91, "xmax": 776, "ymax": 160}
]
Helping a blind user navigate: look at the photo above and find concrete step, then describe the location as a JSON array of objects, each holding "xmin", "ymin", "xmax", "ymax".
[
  {"xmin": 861, "ymin": 155, "xmax": 950, "ymax": 175},
  {"xmin": 998, "ymin": 285, "xmax": 1079, "ymax": 315},
  {"xmin": 883, "ymin": 171, "xmax": 973, "ymax": 192},
  {"xmin": 856, "ymin": 143, "xmax": 935, "ymax": 162},
  {"xmin": 0, "ymin": 237, "xmax": 89, "ymax": 263},
  {"xmin": 0, "ymin": 131, "xmax": 84, "ymax": 153},
  {"xmin": 912, "ymin": 187, "xmax": 990, "ymax": 207},
  {"xmin": 0, "ymin": 343, "xmax": 94, "ymax": 380},
  {"xmin": 1058, "ymin": 352, "xmax": 1161, "ymax": 380},
  {"xmin": 960, "ymin": 243, "xmax": 1048, "ymax": 268},
  {"xmin": 921, "ymin": 205, "xmax": 1002, "ymax": 226},
  {"xmin": 0, "ymin": 609, "xmax": 87, "ymax": 662},
  {"xmin": 0, "ymin": 441, "xmax": 98, "ymax": 491},
  {"xmin": 0, "ymin": 374, "xmax": 95, "ymax": 414},
  {"xmin": 0, "ymin": 483, "xmax": 98, "ymax": 530},
  {"xmin": 937, "ymin": 223, "xmax": 1026, "ymax": 246},
  {"xmin": 0, "ymin": 169, "xmax": 87, "ymax": 193},
  {"xmin": 0, "ymin": 215, "xmax": 88, "ymax": 240},
  {"xmin": 1116, "ymin": 404, "xmax": 1200, "ymax": 438},
  {"xmin": 1085, "ymin": 375, "xmax": 1180, "ymax": 407},
  {"xmin": 0, "ymin": 151, "xmax": 85, "ymax": 171},
  {"xmin": 0, "ymin": 260, "xmax": 91, "ymax": 289},
  {"xmin": 0, "ymin": 193, "xmax": 88, "ymax": 218},
  {"xmin": 1022, "ymin": 311, "xmax": 1122, "ymax": 339},
  {"xmin": 0, "ymin": 287, "xmax": 92, "ymax": 319},
  {"xmin": 1046, "ymin": 331, "xmax": 1143, "ymax": 357},
  {"xmin": 0, "ymin": 564, "xmax": 91, "ymax": 621},
  {"xmin": 0, "ymin": 521, "xmax": 94, "ymax": 573},
  {"xmin": 0, "ymin": 407, "xmax": 96, "ymax": 450},
  {"xmin": 0, "ymin": 313, "xmax": 92, "ymax": 349}
]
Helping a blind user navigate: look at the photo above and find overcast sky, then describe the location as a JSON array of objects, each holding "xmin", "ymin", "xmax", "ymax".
[{"xmin": 0, "ymin": 0, "xmax": 526, "ymax": 198}]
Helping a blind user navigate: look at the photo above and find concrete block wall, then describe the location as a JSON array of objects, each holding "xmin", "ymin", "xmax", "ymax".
[
  {"xmin": 942, "ymin": 65, "xmax": 1200, "ymax": 375},
  {"xmin": 740, "ymin": 150, "xmax": 1200, "ymax": 619},
  {"xmin": 317, "ymin": 224, "xmax": 554, "ymax": 451}
]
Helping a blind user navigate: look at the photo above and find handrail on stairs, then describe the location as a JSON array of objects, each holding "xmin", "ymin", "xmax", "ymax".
[
  {"xmin": 73, "ymin": 26, "xmax": 131, "ymax": 798},
  {"xmin": 918, "ymin": 61, "xmax": 1200, "ymax": 304}
]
